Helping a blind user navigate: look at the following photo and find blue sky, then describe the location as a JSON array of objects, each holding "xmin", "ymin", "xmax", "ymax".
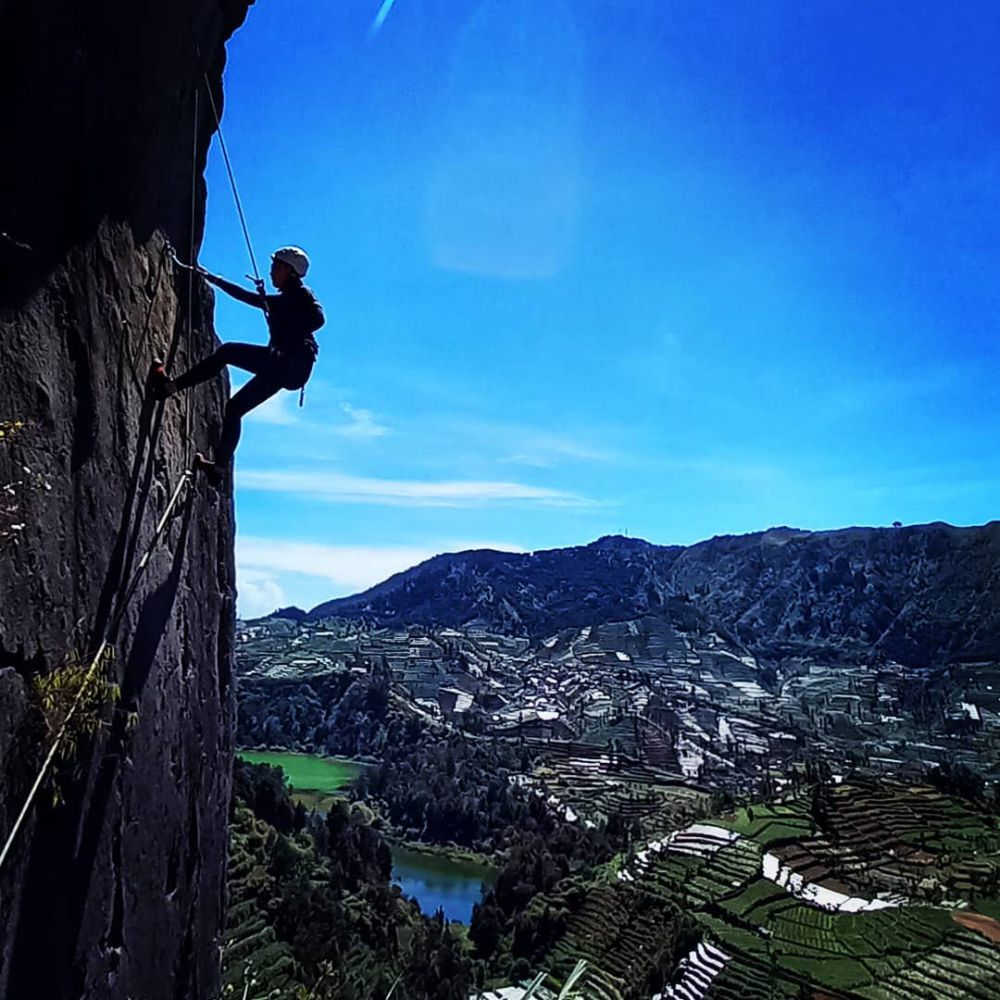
[{"xmin": 199, "ymin": 0, "xmax": 1000, "ymax": 617}]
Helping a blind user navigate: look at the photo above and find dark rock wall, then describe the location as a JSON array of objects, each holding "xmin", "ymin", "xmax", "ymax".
[{"xmin": 0, "ymin": 2, "xmax": 252, "ymax": 998}]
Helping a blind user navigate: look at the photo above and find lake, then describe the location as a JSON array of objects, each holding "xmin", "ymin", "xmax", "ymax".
[
  {"xmin": 238, "ymin": 750, "xmax": 495, "ymax": 922},
  {"xmin": 391, "ymin": 844, "xmax": 495, "ymax": 924}
]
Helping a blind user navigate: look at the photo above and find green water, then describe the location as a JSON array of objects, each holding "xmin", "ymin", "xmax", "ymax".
[{"xmin": 238, "ymin": 750, "xmax": 362, "ymax": 806}]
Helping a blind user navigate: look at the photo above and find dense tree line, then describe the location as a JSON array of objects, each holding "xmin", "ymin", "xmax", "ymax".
[
  {"xmin": 233, "ymin": 683, "xmax": 679, "ymax": 994},
  {"xmin": 228, "ymin": 755, "xmax": 644, "ymax": 996},
  {"xmin": 464, "ymin": 795, "xmax": 644, "ymax": 990},
  {"xmin": 354, "ymin": 735, "xmax": 541, "ymax": 851},
  {"xmin": 471, "ymin": 828, "xmax": 694, "ymax": 994},
  {"xmin": 237, "ymin": 662, "xmax": 428, "ymax": 758},
  {"xmin": 469, "ymin": 820, "xmax": 619, "ymax": 963},
  {"xmin": 226, "ymin": 760, "xmax": 476, "ymax": 999},
  {"xmin": 231, "ymin": 758, "xmax": 307, "ymax": 833},
  {"xmin": 925, "ymin": 761, "xmax": 988, "ymax": 805}
]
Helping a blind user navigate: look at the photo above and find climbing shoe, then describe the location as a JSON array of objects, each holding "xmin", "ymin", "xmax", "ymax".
[{"xmin": 149, "ymin": 359, "xmax": 177, "ymax": 400}]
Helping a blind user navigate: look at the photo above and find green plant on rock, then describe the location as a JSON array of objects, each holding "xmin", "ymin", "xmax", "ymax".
[{"xmin": 29, "ymin": 647, "xmax": 120, "ymax": 803}]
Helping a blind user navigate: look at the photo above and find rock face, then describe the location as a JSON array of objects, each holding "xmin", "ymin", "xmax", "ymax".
[
  {"xmin": 309, "ymin": 523, "xmax": 1000, "ymax": 669},
  {"xmin": 0, "ymin": 3, "xmax": 251, "ymax": 998}
]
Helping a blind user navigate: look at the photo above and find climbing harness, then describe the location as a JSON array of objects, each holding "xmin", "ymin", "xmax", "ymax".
[{"xmin": 0, "ymin": 468, "xmax": 194, "ymax": 872}]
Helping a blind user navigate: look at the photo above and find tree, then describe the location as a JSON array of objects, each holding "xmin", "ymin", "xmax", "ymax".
[{"xmin": 470, "ymin": 895, "xmax": 505, "ymax": 960}]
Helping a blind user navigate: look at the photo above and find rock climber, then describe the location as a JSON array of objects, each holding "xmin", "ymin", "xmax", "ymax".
[{"xmin": 151, "ymin": 246, "xmax": 324, "ymax": 477}]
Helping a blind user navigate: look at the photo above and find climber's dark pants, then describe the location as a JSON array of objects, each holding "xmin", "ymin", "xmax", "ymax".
[{"xmin": 175, "ymin": 342, "xmax": 313, "ymax": 462}]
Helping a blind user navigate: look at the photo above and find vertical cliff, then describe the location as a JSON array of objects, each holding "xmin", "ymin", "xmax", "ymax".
[{"xmin": 0, "ymin": 2, "xmax": 252, "ymax": 997}]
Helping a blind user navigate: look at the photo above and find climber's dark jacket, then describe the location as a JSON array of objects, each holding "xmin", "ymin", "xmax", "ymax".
[{"xmin": 209, "ymin": 273, "xmax": 325, "ymax": 356}]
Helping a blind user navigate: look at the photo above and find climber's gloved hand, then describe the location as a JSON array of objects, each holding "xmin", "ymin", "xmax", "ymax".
[{"xmin": 170, "ymin": 251, "xmax": 206, "ymax": 276}]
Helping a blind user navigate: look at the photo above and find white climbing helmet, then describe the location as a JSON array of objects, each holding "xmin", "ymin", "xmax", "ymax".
[{"xmin": 272, "ymin": 246, "xmax": 310, "ymax": 277}]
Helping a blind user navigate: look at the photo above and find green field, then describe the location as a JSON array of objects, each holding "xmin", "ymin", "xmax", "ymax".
[
  {"xmin": 528, "ymin": 780, "xmax": 1000, "ymax": 1000},
  {"xmin": 238, "ymin": 750, "xmax": 364, "ymax": 811}
]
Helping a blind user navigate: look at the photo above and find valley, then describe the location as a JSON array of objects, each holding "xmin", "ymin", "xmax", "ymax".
[{"xmin": 229, "ymin": 525, "xmax": 1000, "ymax": 998}]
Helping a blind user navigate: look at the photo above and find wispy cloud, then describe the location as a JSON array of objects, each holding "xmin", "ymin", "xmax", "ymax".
[
  {"xmin": 335, "ymin": 402, "xmax": 389, "ymax": 438},
  {"xmin": 496, "ymin": 430, "xmax": 612, "ymax": 467},
  {"xmin": 435, "ymin": 418, "xmax": 616, "ymax": 468},
  {"xmin": 245, "ymin": 391, "xmax": 301, "ymax": 426},
  {"xmin": 236, "ymin": 468, "xmax": 594, "ymax": 507},
  {"xmin": 237, "ymin": 536, "xmax": 525, "ymax": 606}
]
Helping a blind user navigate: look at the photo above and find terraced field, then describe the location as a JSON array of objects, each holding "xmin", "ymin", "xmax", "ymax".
[
  {"xmin": 531, "ymin": 781, "xmax": 1000, "ymax": 999},
  {"xmin": 764, "ymin": 781, "xmax": 1000, "ymax": 905},
  {"xmin": 530, "ymin": 740, "xmax": 714, "ymax": 837},
  {"xmin": 221, "ymin": 806, "xmax": 299, "ymax": 996},
  {"xmin": 538, "ymin": 882, "xmax": 694, "ymax": 1000}
]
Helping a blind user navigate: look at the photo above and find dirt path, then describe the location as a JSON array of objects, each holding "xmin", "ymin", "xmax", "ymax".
[{"xmin": 953, "ymin": 911, "xmax": 1000, "ymax": 943}]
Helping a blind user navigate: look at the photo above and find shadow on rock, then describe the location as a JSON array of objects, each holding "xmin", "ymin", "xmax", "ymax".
[{"xmin": 5, "ymin": 494, "xmax": 193, "ymax": 998}]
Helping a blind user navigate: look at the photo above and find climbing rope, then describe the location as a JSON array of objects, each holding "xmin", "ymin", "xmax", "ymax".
[
  {"xmin": 184, "ymin": 88, "xmax": 199, "ymax": 461},
  {"xmin": 0, "ymin": 468, "xmax": 194, "ymax": 873},
  {"xmin": 200, "ymin": 72, "xmax": 265, "ymax": 295}
]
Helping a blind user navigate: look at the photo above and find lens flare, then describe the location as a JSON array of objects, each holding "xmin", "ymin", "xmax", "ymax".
[{"xmin": 370, "ymin": 0, "xmax": 399, "ymax": 35}]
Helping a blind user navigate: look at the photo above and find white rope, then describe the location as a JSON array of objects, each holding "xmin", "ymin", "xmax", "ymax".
[{"xmin": 0, "ymin": 469, "xmax": 193, "ymax": 872}]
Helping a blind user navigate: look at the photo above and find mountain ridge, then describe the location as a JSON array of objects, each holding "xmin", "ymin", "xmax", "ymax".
[{"xmin": 303, "ymin": 520, "xmax": 1000, "ymax": 669}]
